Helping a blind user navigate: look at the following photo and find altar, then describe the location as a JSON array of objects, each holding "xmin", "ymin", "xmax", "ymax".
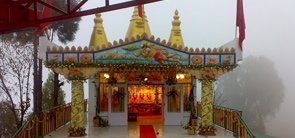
[
  {"xmin": 128, "ymin": 85, "xmax": 162, "ymax": 116},
  {"xmin": 128, "ymin": 103, "xmax": 162, "ymax": 116}
]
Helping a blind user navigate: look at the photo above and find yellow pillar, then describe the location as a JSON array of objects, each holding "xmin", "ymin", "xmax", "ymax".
[
  {"xmin": 68, "ymin": 80, "xmax": 86, "ymax": 136},
  {"xmin": 198, "ymin": 79, "xmax": 216, "ymax": 136}
]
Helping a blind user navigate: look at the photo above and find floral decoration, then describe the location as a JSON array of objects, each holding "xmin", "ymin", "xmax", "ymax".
[
  {"xmin": 65, "ymin": 55, "xmax": 77, "ymax": 63},
  {"xmin": 208, "ymin": 56, "xmax": 217, "ymax": 64},
  {"xmin": 68, "ymin": 69, "xmax": 85, "ymax": 80},
  {"xmin": 166, "ymin": 87, "xmax": 178, "ymax": 97},
  {"xmin": 182, "ymin": 124, "xmax": 197, "ymax": 135},
  {"xmin": 93, "ymin": 115, "xmax": 109, "ymax": 127},
  {"xmin": 198, "ymin": 125, "xmax": 216, "ymax": 136},
  {"xmin": 222, "ymin": 55, "xmax": 231, "ymax": 64},
  {"xmin": 191, "ymin": 55, "xmax": 203, "ymax": 64},
  {"xmin": 139, "ymin": 74, "xmax": 148, "ymax": 85},
  {"xmin": 107, "ymin": 76, "xmax": 117, "ymax": 85},
  {"xmin": 80, "ymin": 54, "xmax": 93, "ymax": 63},
  {"xmin": 165, "ymin": 77, "xmax": 177, "ymax": 85},
  {"xmin": 68, "ymin": 126, "xmax": 86, "ymax": 137}
]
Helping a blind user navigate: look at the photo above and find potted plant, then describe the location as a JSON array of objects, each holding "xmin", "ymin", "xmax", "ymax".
[
  {"xmin": 68, "ymin": 126, "xmax": 86, "ymax": 137},
  {"xmin": 93, "ymin": 116, "xmax": 100, "ymax": 127},
  {"xmin": 182, "ymin": 124, "xmax": 197, "ymax": 135},
  {"xmin": 191, "ymin": 116, "xmax": 198, "ymax": 126},
  {"xmin": 198, "ymin": 125, "xmax": 216, "ymax": 136},
  {"xmin": 99, "ymin": 116, "xmax": 109, "ymax": 127}
]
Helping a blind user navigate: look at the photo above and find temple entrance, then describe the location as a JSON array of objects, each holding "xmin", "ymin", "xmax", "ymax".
[
  {"xmin": 97, "ymin": 73, "xmax": 194, "ymax": 126},
  {"xmin": 127, "ymin": 85, "xmax": 163, "ymax": 125}
]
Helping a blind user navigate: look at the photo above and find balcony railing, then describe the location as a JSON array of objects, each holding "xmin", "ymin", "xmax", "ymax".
[
  {"xmin": 197, "ymin": 102, "xmax": 255, "ymax": 138},
  {"xmin": 14, "ymin": 100, "xmax": 88, "ymax": 138}
]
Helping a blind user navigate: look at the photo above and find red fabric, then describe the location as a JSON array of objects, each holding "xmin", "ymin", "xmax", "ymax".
[
  {"xmin": 34, "ymin": 0, "xmax": 52, "ymax": 34},
  {"xmin": 236, "ymin": 0, "xmax": 245, "ymax": 51},
  {"xmin": 140, "ymin": 125, "xmax": 156, "ymax": 138},
  {"xmin": 138, "ymin": 4, "xmax": 143, "ymax": 18}
]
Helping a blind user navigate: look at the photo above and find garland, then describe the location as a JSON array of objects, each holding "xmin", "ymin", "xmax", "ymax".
[
  {"xmin": 107, "ymin": 76, "xmax": 117, "ymax": 85},
  {"xmin": 139, "ymin": 76, "xmax": 148, "ymax": 85},
  {"xmin": 45, "ymin": 61, "xmax": 237, "ymax": 70},
  {"xmin": 166, "ymin": 87, "xmax": 178, "ymax": 97}
]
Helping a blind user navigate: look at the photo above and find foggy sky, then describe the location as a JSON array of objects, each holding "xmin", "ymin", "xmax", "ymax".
[{"xmin": 51, "ymin": 0, "xmax": 295, "ymax": 137}]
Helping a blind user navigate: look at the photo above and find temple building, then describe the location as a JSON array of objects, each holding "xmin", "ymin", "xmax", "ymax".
[
  {"xmin": 45, "ymin": 6, "xmax": 238, "ymax": 137},
  {"xmin": 87, "ymin": 7, "xmax": 195, "ymax": 126}
]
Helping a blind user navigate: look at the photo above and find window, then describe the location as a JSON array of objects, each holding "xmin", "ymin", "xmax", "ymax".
[
  {"xmin": 99, "ymin": 84, "xmax": 108, "ymax": 112},
  {"xmin": 183, "ymin": 84, "xmax": 192, "ymax": 112},
  {"xmin": 167, "ymin": 86, "xmax": 181, "ymax": 112},
  {"xmin": 111, "ymin": 86, "xmax": 125, "ymax": 112}
]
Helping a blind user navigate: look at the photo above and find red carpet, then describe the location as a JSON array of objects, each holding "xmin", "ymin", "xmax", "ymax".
[{"xmin": 140, "ymin": 125, "xmax": 156, "ymax": 138}]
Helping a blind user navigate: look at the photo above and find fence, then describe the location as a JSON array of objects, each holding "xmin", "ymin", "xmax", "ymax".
[
  {"xmin": 196, "ymin": 102, "xmax": 255, "ymax": 138},
  {"xmin": 14, "ymin": 100, "xmax": 88, "ymax": 138}
]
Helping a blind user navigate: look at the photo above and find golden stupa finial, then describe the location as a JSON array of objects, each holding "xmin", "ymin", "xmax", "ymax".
[
  {"xmin": 168, "ymin": 9, "xmax": 184, "ymax": 48},
  {"xmin": 125, "ymin": 6, "xmax": 151, "ymax": 39},
  {"xmin": 89, "ymin": 13, "xmax": 108, "ymax": 49}
]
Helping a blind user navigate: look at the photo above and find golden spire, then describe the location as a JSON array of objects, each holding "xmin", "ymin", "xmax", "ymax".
[
  {"xmin": 168, "ymin": 10, "xmax": 184, "ymax": 48},
  {"xmin": 125, "ymin": 6, "xmax": 151, "ymax": 39},
  {"xmin": 89, "ymin": 13, "xmax": 108, "ymax": 49}
]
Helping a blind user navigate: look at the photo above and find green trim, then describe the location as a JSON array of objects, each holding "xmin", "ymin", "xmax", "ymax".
[
  {"xmin": 235, "ymin": 112, "xmax": 255, "ymax": 137},
  {"xmin": 213, "ymin": 104, "xmax": 255, "ymax": 138}
]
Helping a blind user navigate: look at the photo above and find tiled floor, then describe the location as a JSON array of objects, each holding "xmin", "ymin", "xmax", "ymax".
[{"xmin": 45, "ymin": 115, "xmax": 234, "ymax": 138}]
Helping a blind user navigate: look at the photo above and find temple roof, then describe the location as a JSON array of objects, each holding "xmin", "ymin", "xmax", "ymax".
[
  {"xmin": 125, "ymin": 6, "xmax": 151, "ymax": 39},
  {"xmin": 88, "ymin": 6, "xmax": 187, "ymax": 51},
  {"xmin": 46, "ymin": 35, "xmax": 236, "ymax": 80},
  {"xmin": 168, "ymin": 10, "xmax": 185, "ymax": 49},
  {"xmin": 47, "ymin": 34, "xmax": 235, "ymax": 54},
  {"xmin": 89, "ymin": 13, "xmax": 108, "ymax": 49},
  {"xmin": 44, "ymin": 6, "xmax": 238, "ymax": 81},
  {"xmin": 51, "ymin": 7, "xmax": 236, "ymax": 67}
]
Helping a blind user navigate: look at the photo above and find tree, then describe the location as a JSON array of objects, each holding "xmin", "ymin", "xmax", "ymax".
[
  {"xmin": 0, "ymin": 40, "xmax": 33, "ymax": 128},
  {"xmin": 0, "ymin": 101, "xmax": 18, "ymax": 138},
  {"xmin": 0, "ymin": 0, "xmax": 81, "ymax": 132},
  {"xmin": 47, "ymin": 0, "xmax": 81, "ymax": 108},
  {"xmin": 49, "ymin": 18, "xmax": 81, "ymax": 43},
  {"xmin": 42, "ymin": 72, "xmax": 65, "ymax": 111},
  {"xmin": 48, "ymin": 0, "xmax": 81, "ymax": 44},
  {"xmin": 0, "ymin": 3, "xmax": 80, "ymax": 137},
  {"xmin": 215, "ymin": 56, "xmax": 285, "ymax": 133}
]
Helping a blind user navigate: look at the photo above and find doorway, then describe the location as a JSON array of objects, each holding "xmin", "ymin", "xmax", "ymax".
[{"xmin": 127, "ymin": 85, "xmax": 163, "ymax": 125}]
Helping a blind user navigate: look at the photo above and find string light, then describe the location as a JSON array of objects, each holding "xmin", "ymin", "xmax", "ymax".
[
  {"xmin": 103, "ymin": 73, "xmax": 110, "ymax": 79},
  {"xmin": 176, "ymin": 74, "xmax": 185, "ymax": 79}
]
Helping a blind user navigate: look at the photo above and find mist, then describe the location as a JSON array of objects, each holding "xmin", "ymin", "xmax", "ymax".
[{"xmin": 49, "ymin": 0, "xmax": 295, "ymax": 137}]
